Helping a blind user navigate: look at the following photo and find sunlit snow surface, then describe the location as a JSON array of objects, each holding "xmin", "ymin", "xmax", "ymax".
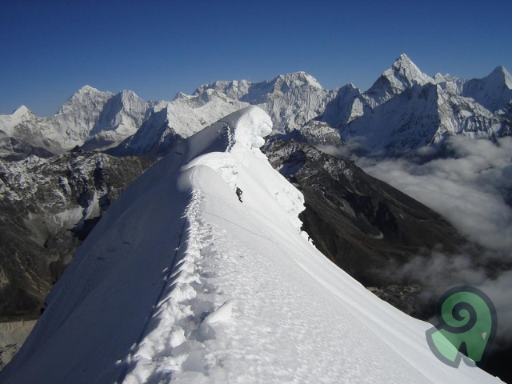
[{"xmin": 0, "ymin": 107, "xmax": 500, "ymax": 383}]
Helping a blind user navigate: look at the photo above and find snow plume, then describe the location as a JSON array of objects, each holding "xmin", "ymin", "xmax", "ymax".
[{"xmin": 359, "ymin": 136, "xmax": 512, "ymax": 342}]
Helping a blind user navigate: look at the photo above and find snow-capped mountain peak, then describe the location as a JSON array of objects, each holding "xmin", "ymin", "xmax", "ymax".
[
  {"xmin": 487, "ymin": 65, "xmax": 512, "ymax": 89},
  {"xmin": 77, "ymin": 84, "xmax": 101, "ymax": 93},
  {"xmin": 12, "ymin": 105, "xmax": 31, "ymax": 117},
  {"xmin": 366, "ymin": 53, "xmax": 434, "ymax": 106},
  {"xmin": 191, "ymin": 72, "xmax": 332, "ymax": 133},
  {"xmin": 390, "ymin": 53, "xmax": 432, "ymax": 83},
  {"xmin": 458, "ymin": 65, "xmax": 512, "ymax": 113},
  {"xmin": 57, "ymin": 85, "xmax": 113, "ymax": 117},
  {"xmin": 275, "ymin": 71, "xmax": 324, "ymax": 90},
  {"xmin": 0, "ymin": 105, "xmax": 34, "ymax": 136}
]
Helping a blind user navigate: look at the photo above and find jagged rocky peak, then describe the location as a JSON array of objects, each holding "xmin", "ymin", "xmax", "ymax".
[
  {"xmin": 77, "ymin": 84, "xmax": 101, "ymax": 94},
  {"xmin": 57, "ymin": 85, "xmax": 113, "ymax": 116},
  {"xmin": 63, "ymin": 85, "xmax": 114, "ymax": 107},
  {"xmin": 0, "ymin": 105, "xmax": 34, "ymax": 132},
  {"xmin": 320, "ymin": 83, "xmax": 368, "ymax": 128},
  {"xmin": 274, "ymin": 71, "xmax": 323, "ymax": 90},
  {"xmin": 117, "ymin": 89, "xmax": 144, "ymax": 105},
  {"xmin": 433, "ymin": 73, "xmax": 458, "ymax": 83},
  {"xmin": 194, "ymin": 71, "xmax": 323, "ymax": 100},
  {"xmin": 434, "ymin": 73, "xmax": 446, "ymax": 83},
  {"xmin": 12, "ymin": 105, "xmax": 32, "ymax": 117},
  {"xmin": 460, "ymin": 64, "xmax": 512, "ymax": 113},
  {"xmin": 366, "ymin": 54, "xmax": 434, "ymax": 106},
  {"xmin": 433, "ymin": 73, "xmax": 463, "ymax": 94},
  {"xmin": 487, "ymin": 65, "xmax": 512, "ymax": 87},
  {"xmin": 106, "ymin": 89, "xmax": 147, "ymax": 118},
  {"xmin": 175, "ymin": 88, "xmax": 237, "ymax": 108},
  {"xmin": 389, "ymin": 53, "xmax": 433, "ymax": 85},
  {"xmin": 193, "ymin": 78, "xmax": 251, "ymax": 100},
  {"xmin": 172, "ymin": 91, "xmax": 191, "ymax": 101}
]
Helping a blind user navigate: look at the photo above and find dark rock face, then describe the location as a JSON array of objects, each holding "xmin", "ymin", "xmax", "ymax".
[
  {"xmin": 0, "ymin": 153, "xmax": 152, "ymax": 318},
  {"xmin": 264, "ymin": 139, "xmax": 468, "ymax": 317},
  {"xmin": 366, "ymin": 285, "xmax": 434, "ymax": 320},
  {"xmin": 0, "ymin": 131, "xmax": 55, "ymax": 161}
]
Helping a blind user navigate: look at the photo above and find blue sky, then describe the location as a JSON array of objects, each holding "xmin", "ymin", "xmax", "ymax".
[{"xmin": 0, "ymin": 0, "xmax": 511, "ymax": 116}]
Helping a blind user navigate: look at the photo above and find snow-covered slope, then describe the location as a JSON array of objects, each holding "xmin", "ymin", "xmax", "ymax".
[{"xmin": 0, "ymin": 107, "xmax": 500, "ymax": 383}]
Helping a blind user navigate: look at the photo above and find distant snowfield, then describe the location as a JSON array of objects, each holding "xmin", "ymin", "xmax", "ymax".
[{"xmin": 0, "ymin": 107, "xmax": 500, "ymax": 383}]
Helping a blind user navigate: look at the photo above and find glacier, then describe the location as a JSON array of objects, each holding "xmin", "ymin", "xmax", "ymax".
[{"xmin": 0, "ymin": 107, "xmax": 500, "ymax": 383}]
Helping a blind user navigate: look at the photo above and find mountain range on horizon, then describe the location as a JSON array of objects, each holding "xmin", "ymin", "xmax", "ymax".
[{"xmin": 1, "ymin": 53, "xmax": 511, "ymax": 160}]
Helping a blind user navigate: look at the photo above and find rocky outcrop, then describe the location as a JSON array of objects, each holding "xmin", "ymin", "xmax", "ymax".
[{"xmin": 0, "ymin": 153, "xmax": 152, "ymax": 317}]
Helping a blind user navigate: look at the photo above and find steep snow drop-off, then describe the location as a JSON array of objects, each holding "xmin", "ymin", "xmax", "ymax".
[{"xmin": 0, "ymin": 107, "xmax": 500, "ymax": 383}]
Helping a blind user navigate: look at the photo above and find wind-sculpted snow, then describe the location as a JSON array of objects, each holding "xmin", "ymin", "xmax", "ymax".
[{"xmin": 0, "ymin": 107, "xmax": 500, "ymax": 383}]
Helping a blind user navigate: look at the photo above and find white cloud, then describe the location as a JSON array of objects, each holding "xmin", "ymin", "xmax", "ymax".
[
  {"xmin": 358, "ymin": 136, "xmax": 512, "ymax": 254},
  {"xmin": 358, "ymin": 136, "xmax": 512, "ymax": 340}
]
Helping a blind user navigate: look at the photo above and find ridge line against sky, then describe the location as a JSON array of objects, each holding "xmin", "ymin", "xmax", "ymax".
[{"xmin": 0, "ymin": 0, "xmax": 511, "ymax": 117}]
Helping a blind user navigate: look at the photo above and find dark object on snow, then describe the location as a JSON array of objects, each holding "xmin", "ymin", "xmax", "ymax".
[
  {"xmin": 70, "ymin": 145, "xmax": 84, "ymax": 153},
  {"xmin": 236, "ymin": 187, "xmax": 243, "ymax": 202}
]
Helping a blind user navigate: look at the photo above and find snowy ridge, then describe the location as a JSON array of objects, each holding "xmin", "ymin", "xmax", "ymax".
[{"xmin": 1, "ymin": 107, "xmax": 500, "ymax": 383}]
